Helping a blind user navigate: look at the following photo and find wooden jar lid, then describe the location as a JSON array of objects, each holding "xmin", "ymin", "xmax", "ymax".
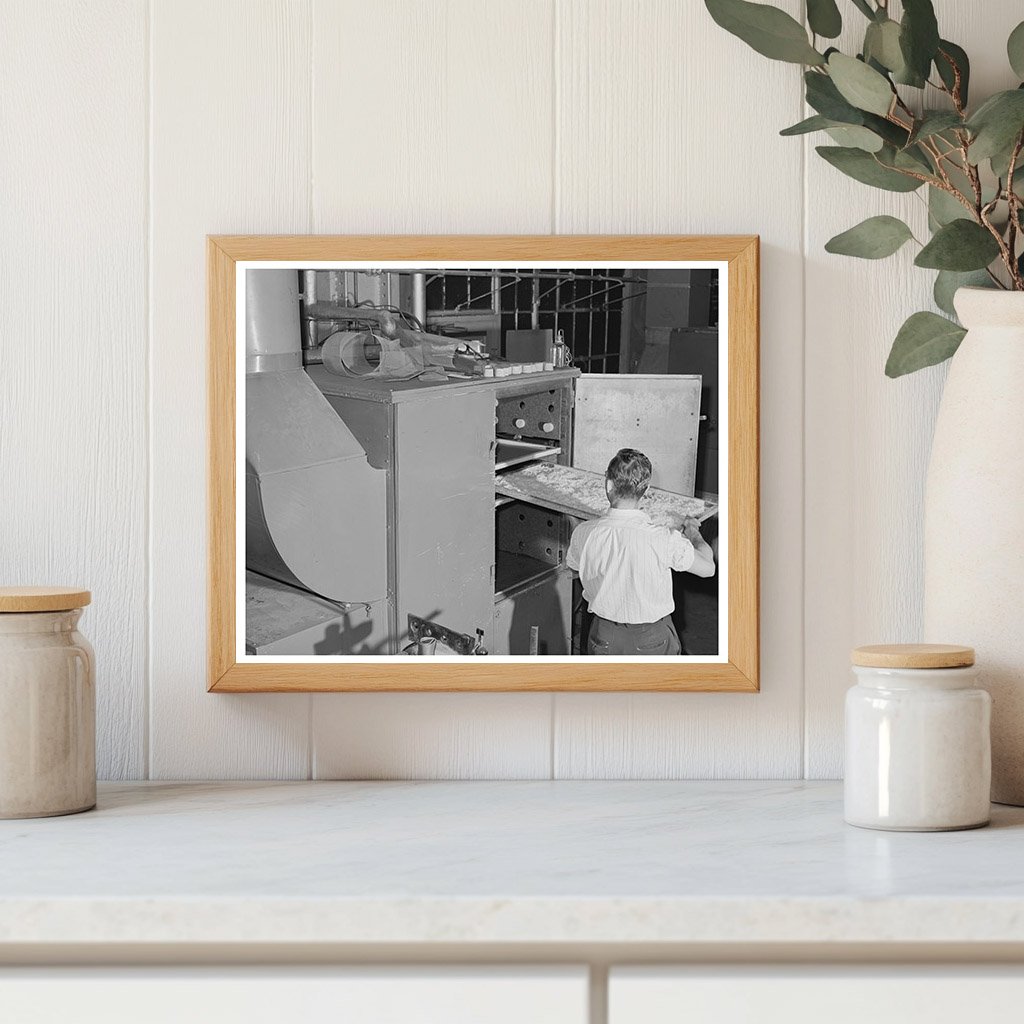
[
  {"xmin": 0, "ymin": 587, "xmax": 91, "ymax": 612},
  {"xmin": 851, "ymin": 643, "xmax": 975, "ymax": 669}
]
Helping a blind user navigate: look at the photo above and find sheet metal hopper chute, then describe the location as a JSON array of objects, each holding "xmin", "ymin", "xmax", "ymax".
[{"xmin": 245, "ymin": 270, "xmax": 387, "ymax": 605}]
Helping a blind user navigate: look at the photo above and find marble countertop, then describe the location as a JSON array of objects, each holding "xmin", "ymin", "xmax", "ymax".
[{"xmin": 2, "ymin": 780, "xmax": 1024, "ymax": 948}]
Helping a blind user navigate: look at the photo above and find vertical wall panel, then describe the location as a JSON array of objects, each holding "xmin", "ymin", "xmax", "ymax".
[
  {"xmin": 551, "ymin": 0, "xmax": 806, "ymax": 777},
  {"xmin": 310, "ymin": 0, "xmax": 556, "ymax": 234},
  {"xmin": 803, "ymin": 2, "xmax": 1024, "ymax": 778},
  {"xmin": 148, "ymin": 0, "xmax": 312, "ymax": 778},
  {"xmin": 309, "ymin": 0, "xmax": 557, "ymax": 779},
  {"xmin": 0, "ymin": 1, "xmax": 148, "ymax": 779}
]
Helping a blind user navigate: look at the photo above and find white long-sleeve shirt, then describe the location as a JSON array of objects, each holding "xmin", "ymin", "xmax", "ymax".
[{"xmin": 565, "ymin": 508, "xmax": 695, "ymax": 624}]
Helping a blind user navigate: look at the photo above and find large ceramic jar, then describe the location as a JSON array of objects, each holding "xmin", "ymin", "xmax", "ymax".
[
  {"xmin": 0, "ymin": 587, "xmax": 95, "ymax": 818},
  {"xmin": 924, "ymin": 288, "xmax": 1024, "ymax": 805}
]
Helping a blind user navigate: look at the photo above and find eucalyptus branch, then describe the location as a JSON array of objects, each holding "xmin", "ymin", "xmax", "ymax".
[
  {"xmin": 919, "ymin": 139, "xmax": 954, "ymax": 186},
  {"xmin": 979, "ymin": 203, "xmax": 1020, "ymax": 288},
  {"xmin": 872, "ymin": 158, "xmax": 941, "ymax": 190},
  {"xmin": 928, "ymin": 135, "xmax": 965, "ymax": 167},
  {"xmin": 962, "ymin": 146, "xmax": 984, "ymax": 210},
  {"xmin": 891, "ymin": 110, "xmax": 915, "ymax": 132},
  {"xmin": 704, "ymin": 0, "xmax": 1024, "ymax": 374},
  {"xmin": 935, "ymin": 47, "xmax": 966, "ymax": 116},
  {"xmin": 1007, "ymin": 136, "xmax": 1024, "ymax": 286}
]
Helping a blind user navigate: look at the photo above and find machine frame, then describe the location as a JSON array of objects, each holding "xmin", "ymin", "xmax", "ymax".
[{"xmin": 208, "ymin": 235, "xmax": 760, "ymax": 692}]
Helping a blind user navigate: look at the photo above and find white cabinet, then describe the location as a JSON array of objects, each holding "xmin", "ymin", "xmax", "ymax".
[
  {"xmin": 609, "ymin": 967, "xmax": 1024, "ymax": 1024},
  {"xmin": 0, "ymin": 967, "xmax": 588, "ymax": 1024}
]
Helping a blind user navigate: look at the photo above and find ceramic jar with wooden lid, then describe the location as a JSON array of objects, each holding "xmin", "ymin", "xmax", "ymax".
[
  {"xmin": 0, "ymin": 587, "xmax": 95, "ymax": 818},
  {"xmin": 845, "ymin": 644, "xmax": 991, "ymax": 832}
]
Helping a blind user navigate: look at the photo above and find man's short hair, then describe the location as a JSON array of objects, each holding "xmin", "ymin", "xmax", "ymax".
[{"xmin": 606, "ymin": 448, "xmax": 652, "ymax": 501}]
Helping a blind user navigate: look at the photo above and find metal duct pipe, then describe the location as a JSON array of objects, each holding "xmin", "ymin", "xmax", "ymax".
[
  {"xmin": 304, "ymin": 304, "xmax": 399, "ymax": 337},
  {"xmin": 246, "ymin": 270, "xmax": 302, "ymax": 374},
  {"xmin": 411, "ymin": 272, "xmax": 427, "ymax": 329}
]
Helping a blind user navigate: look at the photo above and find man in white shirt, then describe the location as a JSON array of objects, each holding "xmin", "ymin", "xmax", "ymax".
[{"xmin": 566, "ymin": 448, "xmax": 716, "ymax": 656}]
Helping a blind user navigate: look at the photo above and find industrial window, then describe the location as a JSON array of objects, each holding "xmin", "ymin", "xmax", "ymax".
[{"xmin": 425, "ymin": 269, "xmax": 640, "ymax": 374}]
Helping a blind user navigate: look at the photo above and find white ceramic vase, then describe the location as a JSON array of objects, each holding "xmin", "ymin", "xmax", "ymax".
[{"xmin": 923, "ymin": 287, "xmax": 1024, "ymax": 805}]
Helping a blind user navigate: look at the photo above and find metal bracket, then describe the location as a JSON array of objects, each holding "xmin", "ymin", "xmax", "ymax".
[{"xmin": 407, "ymin": 614, "xmax": 485, "ymax": 656}]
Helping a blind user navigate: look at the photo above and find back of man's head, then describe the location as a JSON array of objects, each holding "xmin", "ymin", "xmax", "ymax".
[{"xmin": 606, "ymin": 448, "xmax": 652, "ymax": 503}]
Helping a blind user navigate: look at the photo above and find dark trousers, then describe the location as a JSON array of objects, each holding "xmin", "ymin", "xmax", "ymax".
[{"xmin": 587, "ymin": 614, "xmax": 682, "ymax": 656}]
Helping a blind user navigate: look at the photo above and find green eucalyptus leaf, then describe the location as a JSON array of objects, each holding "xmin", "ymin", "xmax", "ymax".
[
  {"xmin": 805, "ymin": 70, "xmax": 868, "ymax": 123},
  {"xmin": 915, "ymin": 220, "xmax": 1001, "ymax": 271},
  {"xmin": 990, "ymin": 132, "xmax": 1024, "ymax": 182},
  {"xmin": 928, "ymin": 185, "xmax": 970, "ymax": 227},
  {"xmin": 816, "ymin": 145, "xmax": 923, "ymax": 191},
  {"xmin": 967, "ymin": 89, "xmax": 1024, "ymax": 163},
  {"xmin": 892, "ymin": 49, "xmax": 927, "ymax": 89},
  {"xmin": 850, "ymin": 0, "xmax": 875, "ymax": 20},
  {"xmin": 884, "ymin": 143, "xmax": 934, "ymax": 175},
  {"xmin": 1009, "ymin": 21, "xmax": 1024, "ymax": 79},
  {"xmin": 705, "ymin": 0, "xmax": 825, "ymax": 64},
  {"xmin": 934, "ymin": 270, "xmax": 992, "ymax": 317},
  {"xmin": 863, "ymin": 112, "xmax": 910, "ymax": 148},
  {"xmin": 783, "ymin": 114, "xmax": 889, "ymax": 152},
  {"xmin": 907, "ymin": 110, "xmax": 963, "ymax": 147},
  {"xmin": 935, "ymin": 40, "xmax": 970, "ymax": 107},
  {"xmin": 825, "ymin": 215, "xmax": 914, "ymax": 259},
  {"xmin": 864, "ymin": 19, "xmax": 905, "ymax": 74},
  {"xmin": 780, "ymin": 114, "xmax": 834, "ymax": 136},
  {"xmin": 807, "ymin": 0, "xmax": 841, "ymax": 39},
  {"xmin": 827, "ymin": 52, "xmax": 894, "ymax": 116},
  {"xmin": 892, "ymin": 67, "xmax": 927, "ymax": 89},
  {"xmin": 826, "ymin": 125, "xmax": 884, "ymax": 152},
  {"xmin": 899, "ymin": 0, "xmax": 940, "ymax": 84},
  {"xmin": 885, "ymin": 311, "xmax": 966, "ymax": 377}
]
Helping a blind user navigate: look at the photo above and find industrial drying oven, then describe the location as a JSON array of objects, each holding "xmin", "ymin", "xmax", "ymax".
[{"xmin": 245, "ymin": 366, "xmax": 704, "ymax": 657}]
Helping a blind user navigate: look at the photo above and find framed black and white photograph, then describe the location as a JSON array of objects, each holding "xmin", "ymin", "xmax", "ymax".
[{"xmin": 208, "ymin": 236, "xmax": 759, "ymax": 692}]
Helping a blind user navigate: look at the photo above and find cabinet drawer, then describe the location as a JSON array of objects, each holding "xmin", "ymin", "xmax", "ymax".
[
  {"xmin": 0, "ymin": 966, "xmax": 588, "ymax": 1024},
  {"xmin": 610, "ymin": 967, "xmax": 1024, "ymax": 1024}
]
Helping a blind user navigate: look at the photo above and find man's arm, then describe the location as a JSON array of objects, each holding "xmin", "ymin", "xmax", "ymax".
[{"xmin": 678, "ymin": 518, "xmax": 716, "ymax": 578}]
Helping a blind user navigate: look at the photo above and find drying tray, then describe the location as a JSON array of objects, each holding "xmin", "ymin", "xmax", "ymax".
[
  {"xmin": 495, "ymin": 463, "xmax": 717, "ymax": 526},
  {"xmin": 494, "ymin": 438, "xmax": 562, "ymax": 471}
]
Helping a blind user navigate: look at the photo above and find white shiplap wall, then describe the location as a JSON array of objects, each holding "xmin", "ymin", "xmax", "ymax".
[
  {"xmin": 0, "ymin": 0, "xmax": 149, "ymax": 778},
  {"xmin": 1, "ymin": 0, "xmax": 1009, "ymax": 780}
]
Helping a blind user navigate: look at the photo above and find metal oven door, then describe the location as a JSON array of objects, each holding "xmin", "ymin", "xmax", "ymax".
[{"xmin": 571, "ymin": 374, "xmax": 703, "ymax": 496}]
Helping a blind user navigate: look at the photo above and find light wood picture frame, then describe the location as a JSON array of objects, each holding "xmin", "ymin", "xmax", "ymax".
[{"xmin": 208, "ymin": 235, "xmax": 759, "ymax": 692}]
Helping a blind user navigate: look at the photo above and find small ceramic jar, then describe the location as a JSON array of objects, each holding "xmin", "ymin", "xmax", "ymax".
[
  {"xmin": 845, "ymin": 644, "xmax": 991, "ymax": 831},
  {"xmin": 0, "ymin": 587, "xmax": 95, "ymax": 818}
]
